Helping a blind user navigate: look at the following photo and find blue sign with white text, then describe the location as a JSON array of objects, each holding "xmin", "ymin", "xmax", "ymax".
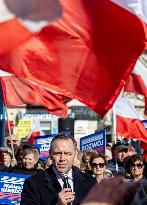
[
  {"xmin": 0, "ymin": 172, "xmax": 30, "ymax": 205},
  {"xmin": 80, "ymin": 130, "xmax": 106, "ymax": 154},
  {"xmin": 34, "ymin": 134, "xmax": 56, "ymax": 160}
]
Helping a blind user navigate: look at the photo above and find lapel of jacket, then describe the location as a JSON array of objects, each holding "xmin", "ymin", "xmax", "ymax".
[
  {"xmin": 44, "ymin": 165, "xmax": 62, "ymax": 197},
  {"xmin": 73, "ymin": 167, "xmax": 85, "ymax": 204}
]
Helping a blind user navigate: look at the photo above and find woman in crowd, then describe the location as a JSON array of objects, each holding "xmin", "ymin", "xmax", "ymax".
[
  {"xmin": 90, "ymin": 153, "xmax": 112, "ymax": 183},
  {"xmin": 124, "ymin": 154, "xmax": 144, "ymax": 181},
  {"xmin": 10, "ymin": 147, "xmax": 43, "ymax": 175},
  {"xmin": 81, "ymin": 150, "xmax": 97, "ymax": 174},
  {"xmin": 44, "ymin": 156, "xmax": 52, "ymax": 169}
]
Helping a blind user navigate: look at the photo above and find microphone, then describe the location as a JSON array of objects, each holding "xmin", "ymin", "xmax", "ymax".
[
  {"xmin": 61, "ymin": 173, "xmax": 72, "ymax": 205},
  {"xmin": 61, "ymin": 173, "xmax": 71, "ymax": 189}
]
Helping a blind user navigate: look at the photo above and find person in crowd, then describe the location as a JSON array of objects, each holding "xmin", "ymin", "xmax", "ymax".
[
  {"xmin": 73, "ymin": 149, "xmax": 82, "ymax": 170},
  {"xmin": 21, "ymin": 134, "xmax": 97, "ymax": 205},
  {"xmin": 81, "ymin": 177, "xmax": 141, "ymax": 205},
  {"xmin": 107, "ymin": 141, "xmax": 129, "ymax": 176},
  {"xmin": 81, "ymin": 150, "xmax": 97, "ymax": 174},
  {"xmin": 11, "ymin": 147, "xmax": 43, "ymax": 175},
  {"xmin": 124, "ymin": 154, "xmax": 144, "ymax": 182},
  {"xmin": 90, "ymin": 153, "xmax": 112, "ymax": 183},
  {"xmin": 44, "ymin": 156, "xmax": 52, "ymax": 169},
  {"xmin": 6, "ymin": 135, "xmax": 21, "ymax": 155},
  {"xmin": 2, "ymin": 148, "xmax": 12, "ymax": 167}
]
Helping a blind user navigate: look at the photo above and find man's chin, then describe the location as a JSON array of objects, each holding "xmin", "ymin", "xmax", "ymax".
[{"xmin": 57, "ymin": 167, "xmax": 69, "ymax": 173}]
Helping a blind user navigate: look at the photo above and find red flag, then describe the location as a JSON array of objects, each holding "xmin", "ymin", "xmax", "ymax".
[
  {"xmin": 0, "ymin": 0, "xmax": 62, "ymax": 55},
  {"xmin": 0, "ymin": 0, "xmax": 147, "ymax": 116},
  {"xmin": 0, "ymin": 70, "xmax": 68, "ymax": 118},
  {"xmin": 114, "ymin": 96, "xmax": 147, "ymax": 142}
]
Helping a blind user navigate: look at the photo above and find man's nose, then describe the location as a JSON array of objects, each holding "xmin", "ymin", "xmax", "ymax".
[{"xmin": 60, "ymin": 153, "xmax": 65, "ymax": 160}]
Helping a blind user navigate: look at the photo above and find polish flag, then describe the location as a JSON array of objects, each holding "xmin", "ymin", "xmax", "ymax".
[
  {"xmin": 124, "ymin": 60, "xmax": 147, "ymax": 96},
  {"xmin": 0, "ymin": 0, "xmax": 147, "ymax": 117},
  {"xmin": 0, "ymin": 70, "xmax": 68, "ymax": 118},
  {"xmin": 0, "ymin": 0, "xmax": 62, "ymax": 55},
  {"xmin": 114, "ymin": 96, "xmax": 147, "ymax": 142},
  {"xmin": 27, "ymin": 120, "xmax": 44, "ymax": 145}
]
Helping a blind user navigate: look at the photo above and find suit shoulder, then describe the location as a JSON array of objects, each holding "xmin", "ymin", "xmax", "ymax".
[{"xmin": 25, "ymin": 170, "xmax": 45, "ymax": 183}]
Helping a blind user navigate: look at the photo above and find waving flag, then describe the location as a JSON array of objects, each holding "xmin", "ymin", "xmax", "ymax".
[
  {"xmin": 113, "ymin": 96, "xmax": 147, "ymax": 142},
  {"xmin": 0, "ymin": 0, "xmax": 147, "ymax": 117},
  {"xmin": 124, "ymin": 60, "xmax": 147, "ymax": 96},
  {"xmin": 0, "ymin": 0, "xmax": 62, "ymax": 55},
  {"xmin": 0, "ymin": 70, "xmax": 68, "ymax": 118}
]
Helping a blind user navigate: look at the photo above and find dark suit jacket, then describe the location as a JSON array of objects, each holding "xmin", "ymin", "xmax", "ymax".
[{"xmin": 21, "ymin": 165, "xmax": 96, "ymax": 205}]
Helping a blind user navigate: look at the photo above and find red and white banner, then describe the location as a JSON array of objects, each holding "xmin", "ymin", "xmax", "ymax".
[
  {"xmin": 124, "ymin": 60, "xmax": 147, "ymax": 96},
  {"xmin": 0, "ymin": 70, "xmax": 68, "ymax": 118},
  {"xmin": 0, "ymin": 0, "xmax": 62, "ymax": 55},
  {"xmin": 0, "ymin": 0, "xmax": 147, "ymax": 117},
  {"xmin": 114, "ymin": 96, "xmax": 147, "ymax": 142}
]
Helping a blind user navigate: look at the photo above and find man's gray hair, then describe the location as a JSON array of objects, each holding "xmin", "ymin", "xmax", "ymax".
[{"xmin": 50, "ymin": 133, "xmax": 77, "ymax": 153}]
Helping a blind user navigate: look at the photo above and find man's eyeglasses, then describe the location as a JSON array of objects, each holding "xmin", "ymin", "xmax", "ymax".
[
  {"xmin": 130, "ymin": 163, "xmax": 143, "ymax": 169},
  {"xmin": 91, "ymin": 163, "xmax": 105, "ymax": 168}
]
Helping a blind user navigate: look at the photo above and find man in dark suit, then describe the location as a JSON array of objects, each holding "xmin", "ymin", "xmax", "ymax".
[{"xmin": 21, "ymin": 134, "xmax": 96, "ymax": 205}]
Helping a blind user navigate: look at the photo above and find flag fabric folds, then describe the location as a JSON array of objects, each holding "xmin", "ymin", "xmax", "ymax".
[
  {"xmin": 0, "ymin": 0, "xmax": 62, "ymax": 55},
  {"xmin": 114, "ymin": 96, "xmax": 147, "ymax": 142},
  {"xmin": 0, "ymin": 0, "xmax": 147, "ymax": 117},
  {"xmin": 0, "ymin": 70, "xmax": 68, "ymax": 118},
  {"xmin": 124, "ymin": 60, "xmax": 147, "ymax": 97}
]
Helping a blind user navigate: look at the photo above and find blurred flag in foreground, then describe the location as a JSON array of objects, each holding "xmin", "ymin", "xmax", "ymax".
[
  {"xmin": 0, "ymin": 0, "xmax": 147, "ymax": 117},
  {"xmin": 113, "ymin": 96, "xmax": 147, "ymax": 142},
  {"xmin": 0, "ymin": 0, "xmax": 62, "ymax": 55},
  {"xmin": 0, "ymin": 70, "xmax": 68, "ymax": 118}
]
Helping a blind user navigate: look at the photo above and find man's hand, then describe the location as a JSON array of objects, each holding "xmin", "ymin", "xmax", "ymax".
[{"xmin": 58, "ymin": 188, "xmax": 75, "ymax": 205}]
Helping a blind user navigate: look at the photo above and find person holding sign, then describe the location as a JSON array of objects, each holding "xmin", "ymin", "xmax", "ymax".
[{"xmin": 21, "ymin": 134, "xmax": 96, "ymax": 205}]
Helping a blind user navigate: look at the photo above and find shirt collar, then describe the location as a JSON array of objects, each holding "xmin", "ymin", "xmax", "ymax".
[{"xmin": 53, "ymin": 166, "xmax": 73, "ymax": 180}]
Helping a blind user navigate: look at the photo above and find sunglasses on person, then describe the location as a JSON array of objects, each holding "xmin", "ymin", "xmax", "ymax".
[
  {"xmin": 91, "ymin": 163, "xmax": 105, "ymax": 168},
  {"xmin": 130, "ymin": 163, "xmax": 144, "ymax": 169}
]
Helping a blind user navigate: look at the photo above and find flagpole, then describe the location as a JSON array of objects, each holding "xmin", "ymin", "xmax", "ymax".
[
  {"xmin": 0, "ymin": 83, "xmax": 5, "ymax": 146},
  {"xmin": 5, "ymin": 106, "xmax": 15, "ymax": 158},
  {"xmin": 112, "ymin": 101, "xmax": 119, "ymax": 172},
  {"xmin": 112, "ymin": 104, "xmax": 117, "ymax": 144}
]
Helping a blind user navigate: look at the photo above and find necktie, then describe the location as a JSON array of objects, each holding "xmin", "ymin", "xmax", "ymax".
[
  {"xmin": 62, "ymin": 174, "xmax": 72, "ymax": 205},
  {"xmin": 62, "ymin": 176, "xmax": 71, "ymax": 189}
]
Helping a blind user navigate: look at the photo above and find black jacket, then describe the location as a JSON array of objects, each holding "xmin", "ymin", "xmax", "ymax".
[{"xmin": 21, "ymin": 165, "xmax": 96, "ymax": 205}]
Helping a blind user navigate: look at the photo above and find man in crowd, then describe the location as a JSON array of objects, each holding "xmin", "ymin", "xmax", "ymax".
[
  {"xmin": 21, "ymin": 134, "xmax": 96, "ymax": 205},
  {"xmin": 107, "ymin": 141, "xmax": 129, "ymax": 176}
]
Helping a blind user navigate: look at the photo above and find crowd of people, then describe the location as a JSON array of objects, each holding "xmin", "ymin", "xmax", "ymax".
[{"xmin": 0, "ymin": 134, "xmax": 147, "ymax": 204}]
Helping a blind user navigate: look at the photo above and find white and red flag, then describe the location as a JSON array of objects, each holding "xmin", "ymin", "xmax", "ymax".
[
  {"xmin": 113, "ymin": 96, "xmax": 147, "ymax": 142},
  {"xmin": 0, "ymin": 0, "xmax": 62, "ymax": 55},
  {"xmin": 124, "ymin": 60, "xmax": 147, "ymax": 97},
  {"xmin": 27, "ymin": 120, "xmax": 44, "ymax": 145},
  {"xmin": 0, "ymin": 70, "xmax": 68, "ymax": 118},
  {"xmin": 0, "ymin": 0, "xmax": 147, "ymax": 117}
]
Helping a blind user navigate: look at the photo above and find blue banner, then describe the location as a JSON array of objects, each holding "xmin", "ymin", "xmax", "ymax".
[
  {"xmin": 80, "ymin": 130, "xmax": 106, "ymax": 154},
  {"xmin": 0, "ymin": 172, "xmax": 30, "ymax": 205},
  {"xmin": 34, "ymin": 134, "xmax": 56, "ymax": 160}
]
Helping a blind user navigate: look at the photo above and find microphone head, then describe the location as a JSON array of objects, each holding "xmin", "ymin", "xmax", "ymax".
[{"xmin": 61, "ymin": 172, "xmax": 68, "ymax": 178}]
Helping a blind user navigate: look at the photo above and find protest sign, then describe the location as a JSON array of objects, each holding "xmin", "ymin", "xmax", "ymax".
[
  {"xmin": 0, "ymin": 172, "xmax": 30, "ymax": 204},
  {"xmin": 80, "ymin": 130, "xmax": 106, "ymax": 154},
  {"xmin": 34, "ymin": 134, "xmax": 56, "ymax": 160}
]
